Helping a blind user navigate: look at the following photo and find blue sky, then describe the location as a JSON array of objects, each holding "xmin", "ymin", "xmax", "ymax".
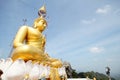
[{"xmin": 0, "ymin": 0, "xmax": 120, "ymax": 76}]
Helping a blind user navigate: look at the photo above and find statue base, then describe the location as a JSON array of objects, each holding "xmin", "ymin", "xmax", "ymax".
[{"xmin": 0, "ymin": 58, "xmax": 67, "ymax": 80}]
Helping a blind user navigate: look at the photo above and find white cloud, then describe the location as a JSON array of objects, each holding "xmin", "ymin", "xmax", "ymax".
[
  {"xmin": 81, "ymin": 18, "xmax": 96, "ymax": 24},
  {"xmin": 96, "ymin": 5, "xmax": 111, "ymax": 14},
  {"xmin": 89, "ymin": 47, "xmax": 104, "ymax": 53}
]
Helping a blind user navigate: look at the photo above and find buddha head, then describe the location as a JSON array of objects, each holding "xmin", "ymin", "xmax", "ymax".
[
  {"xmin": 33, "ymin": 17, "xmax": 47, "ymax": 32},
  {"xmin": 33, "ymin": 5, "xmax": 47, "ymax": 32}
]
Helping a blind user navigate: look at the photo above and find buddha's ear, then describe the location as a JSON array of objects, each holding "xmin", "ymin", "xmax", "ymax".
[{"xmin": 34, "ymin": 22, "xmax": 37, "ymax": 28}]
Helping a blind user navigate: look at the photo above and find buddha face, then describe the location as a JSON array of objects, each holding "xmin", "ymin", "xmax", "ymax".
[
  {"xmin": 35, "ymin": 18, "xmax": 47, "ymax": 32},
  {"xmin": 37, "ymin": 19, "xmax": 47, "ymax": 31}
]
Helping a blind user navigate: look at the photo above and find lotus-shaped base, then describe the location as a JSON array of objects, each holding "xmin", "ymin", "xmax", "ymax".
[{"xmin": 0, "ymin": 58, "xmax": 67, "ymax": 80}]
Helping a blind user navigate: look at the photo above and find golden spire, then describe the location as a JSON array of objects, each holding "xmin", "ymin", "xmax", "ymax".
[
  {"xmin": 39, "ymin": 5, "xmax": 46, "ymax": 14},
  {"xmin": 38, "ymin": 5, "xmax": 46, "ymax": 17}
]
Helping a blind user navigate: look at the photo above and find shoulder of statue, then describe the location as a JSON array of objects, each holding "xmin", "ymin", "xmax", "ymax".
[
  {"xmin": 17, "ymin": 26, "xmax": 30, "ymax": 32},
  {"xmin": 19, "ymin": 25, "xmax": 30, "ymax": 30},
  {"xmin": 21, "ymin": 25, "xmax": 29, "ymax": 28}
]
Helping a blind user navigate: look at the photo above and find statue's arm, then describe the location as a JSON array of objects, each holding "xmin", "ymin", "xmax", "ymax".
[{"xmin": 13, "ymin": 26, "xmax": 28, "ymax": 48}]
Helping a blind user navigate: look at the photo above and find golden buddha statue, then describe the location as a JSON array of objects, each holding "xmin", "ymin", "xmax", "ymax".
[{"xmin": 10, "ymin": 5, "xmax": 62, "ymax": 69}]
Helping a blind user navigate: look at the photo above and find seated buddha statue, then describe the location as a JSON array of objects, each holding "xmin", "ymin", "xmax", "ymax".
[{"xmin": 10, "ymin": 6, "xmax": 62, "ymax": 68}]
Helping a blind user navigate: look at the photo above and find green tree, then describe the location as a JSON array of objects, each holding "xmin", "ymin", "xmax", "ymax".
[{"xmin": 72, "ymin": 69, "xmax": 78, "ymax": 78}]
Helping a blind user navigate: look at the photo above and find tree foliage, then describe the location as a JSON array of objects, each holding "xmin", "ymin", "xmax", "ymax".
[{"xmin": 70, "ymin": 70, "xmax": 116, "ymax": 80}]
